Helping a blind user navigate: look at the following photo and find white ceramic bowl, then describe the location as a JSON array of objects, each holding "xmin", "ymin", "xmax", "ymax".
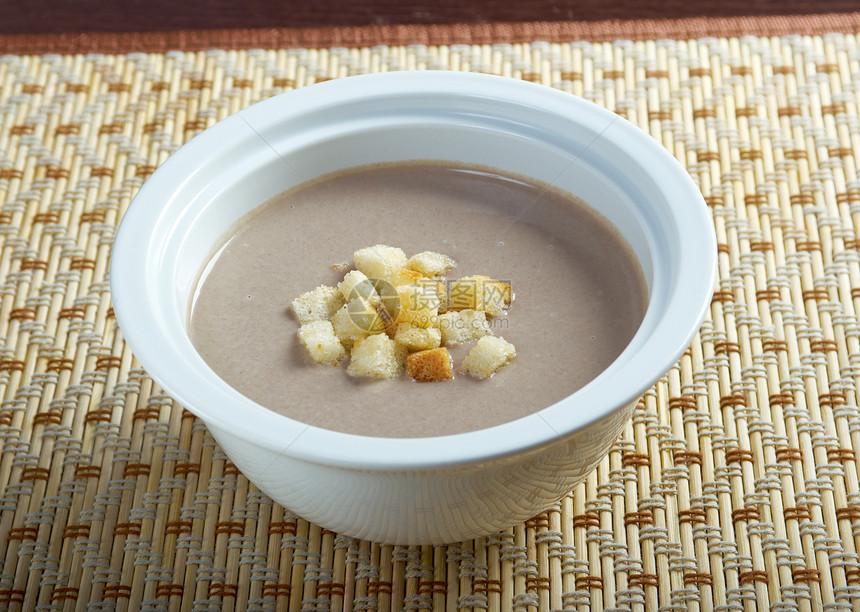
[{"xmin": 110, "ymin": 71, "xmax": 716, "ymax": 545}]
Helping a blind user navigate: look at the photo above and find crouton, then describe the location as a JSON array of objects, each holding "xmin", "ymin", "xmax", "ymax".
[
  {"xmin": 397, "ymin": 310, "xmax": 439, "ymax": 330},
  {"xmin": 472, "ymin": 275, "xmax": 513, "ymax": 317},
  {"xmin": 419, "ymin": 278, "xmax": 449, "ymax": 313},
  {"xmin": 447, "ymin": 277, "xmax": 482, "ymax": 311},
  {"xmin": 407, "ymin": 251, "xmax": 456, "ymax": 278},
  {"xmin": 407, "ymin": 347, "xmax": 453, "ymax": 382},
  {"xmin": 331, "ymin": 307, "xmax": 364, "ymax": 348},
  {"xmin": 397, "ymin": 283, "xmax": 441, "ymax": 316},
  {"xmin": 448, "ymin": 275, "xmax": 512, "ymax": 316},
  {"xmin": 337, "ymin": 270, "xmax": 381, "ymax": 304},
  {"xmin": 297, "ymin": 320, "xmax": 346, "ymax": 365},
  {"xmin": 353, "ymin": 245, "xmax": 408, "ymax": 283},
  {"xmin": 290, "ymin": 285, "xmax": 345, "ymax": 324},
  {"xmin": 347, "ymin": 333, "xmax": 406, "ymax": 379},
  {"xmin": 393, "ymin": 322, "xmax": 442, "ymax": 351},
  {"xmin": 331, "ymin": 297, "xmax": 385, "ymax": 346},
  {"xmin": 461, "ymin": 336, "xmax": 516, "ymax": 379},
  {"xmin": 388, "ymin": 267, "xmax": 425, "ymax": 287},
  {"xmin": 392, "ymin": 282, "xmax": 442, "ymax": 330},
  {"xmin": 438, "ymin": 309, "xmax": 491, "ymax": 345}
]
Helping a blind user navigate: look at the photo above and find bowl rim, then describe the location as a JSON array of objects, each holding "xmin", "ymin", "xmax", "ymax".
[{"xmin": 110, "ymin": 70, "xmax": 716, "ymax": 471}]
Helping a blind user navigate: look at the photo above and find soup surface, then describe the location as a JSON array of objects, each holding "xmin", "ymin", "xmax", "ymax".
[{"xmin": 188, "ymin": 162, "xmax": 648, "ymax": 437}]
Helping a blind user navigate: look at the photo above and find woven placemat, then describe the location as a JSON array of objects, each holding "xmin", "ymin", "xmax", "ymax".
[{"xmin": 2, "ymin": 33, "xmax": 860, "ymax": 610}]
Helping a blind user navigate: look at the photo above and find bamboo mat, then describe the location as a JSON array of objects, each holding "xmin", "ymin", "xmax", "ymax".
[{"xmin": 1, "ymin": 33, "xmax": 860, "ymax": 611}]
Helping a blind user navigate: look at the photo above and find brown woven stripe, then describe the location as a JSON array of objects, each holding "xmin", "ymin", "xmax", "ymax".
[{"xmin": 0, "ymin": 12, "xmax": 859, "ymax": 54}]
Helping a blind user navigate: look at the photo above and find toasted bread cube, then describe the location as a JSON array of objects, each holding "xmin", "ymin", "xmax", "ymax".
[
  {"xmin": 393, "ymin": 322, "xmax": 442, "ymax": 351},
  {"xmin": 392, "ymin": 283, "xmax": 441, "ymax": 329},
  {"xmin": 420, "ymin": 278, "xmax": 449, "ymax": 313},
  {"xmin": 397, "ymin": 283, "xmax": 441, "ymax": 316},
  {"xmin": 347, "ymin": 333, "xmax": 406, "ymax": 379},
  {"xmin": 353, "ymin": 245, "xmax": 408, "ymax": 283},
  {"xmin": 331, "ymin": 297, "xmax": 385, "ymax": 346},
  {"xmin": 397, "ymin": 310, "xmax": 439, "ymax": 330},
  {"xmin": 331, "ymin": 305, "xmax": 365, "ymax": 347},
  {"xmin": 297, "ymin": 320, "xmax": 346, "ymax": 365},
  {"xmin": 439, "ymin": 309, "xmax": 491, "ymax": 345},
  {"xmin": 407, "ymin": 251, "xmax": 456, "ymax": 278},
  {"xmin": 407, "ymin": 347, "xmax": 453, "ymax": 382},
  {"xmin": 448, "ymin": 277, "xmax": 482, "ymax": 311},
  {"xmin": 461, "ymin": 336, "xmax": 516, "ymax": 379},
  {"xmin": 290, "ymin": 285, "xmax": 345, "ymax": 324},
  {"xmin": 448, "ymin": 275, "xmax": 512, "ymax": 315},
  {"xmin": 471, "ymin": 275, "xmax": 513, "ymax": 317},
  {"xmin": 388, "ymin": 267, "xmax": 424, "ymax": 287},
  {"xmin": 337, "ymin": 270, "xmax": 381, "ymax": 304}
]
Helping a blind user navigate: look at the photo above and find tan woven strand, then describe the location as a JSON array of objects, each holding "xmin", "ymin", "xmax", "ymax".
[{"xmin": 1, "ymin": 35, "xmax": 860, "ymax": 610}]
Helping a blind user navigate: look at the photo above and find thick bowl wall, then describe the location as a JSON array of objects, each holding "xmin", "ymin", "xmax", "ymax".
[{"xmin": 110, "ymin": 71, "xmax": 716, "ymax": 544}]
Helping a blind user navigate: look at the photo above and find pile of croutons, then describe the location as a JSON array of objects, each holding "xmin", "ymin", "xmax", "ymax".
[{"xmin": 290, "ymin": 244, "xmax": 516, "ymax": 381}]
